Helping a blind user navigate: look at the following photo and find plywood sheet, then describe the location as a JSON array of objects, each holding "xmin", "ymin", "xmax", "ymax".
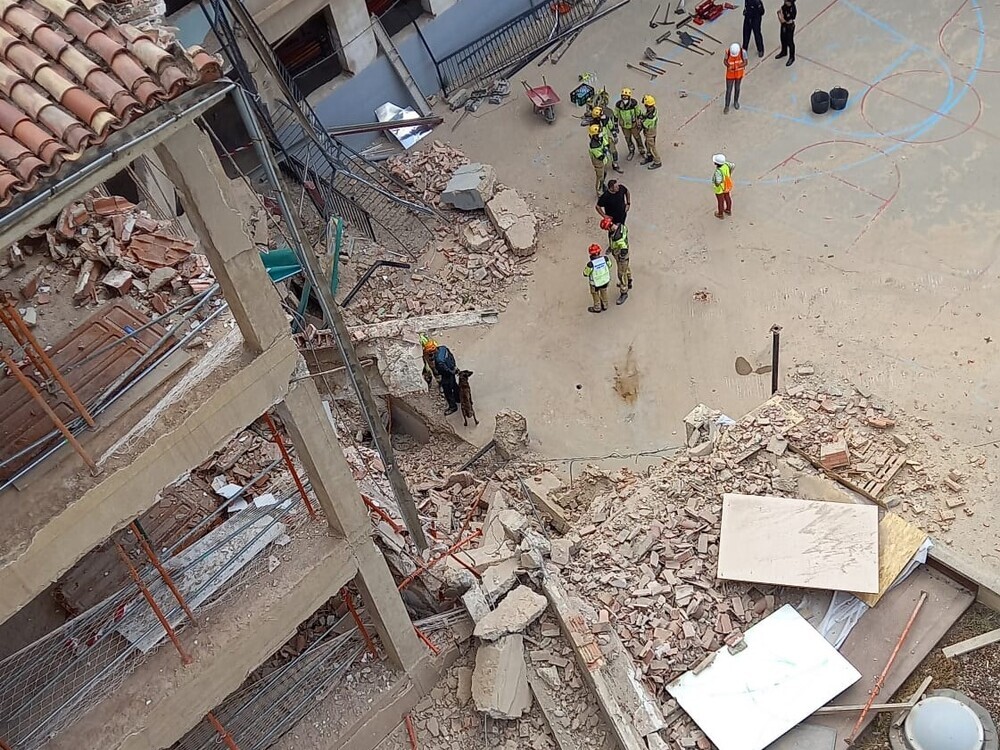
[
  {"xmin": 854, "ymin": 513, "xmax": 927, "ymax": 607},
  {"xmin": 717, "ymin": 494, "xmax": 879, "ymax": 593},
  {"xmin": 809, "ymin": 566, "xmax": 973, "ymax": 742},
  {"xmin": 667, "ymin": 605, "xmax": 861, "ymax": 750}
]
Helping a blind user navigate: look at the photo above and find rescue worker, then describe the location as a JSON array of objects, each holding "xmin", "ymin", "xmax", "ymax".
[
  {"xmin": 420, "ymin": 334, "xmax": 441, "ymax": 394},
  {"xmin": 614, "ymin": 88, "xmax": 645, "ymax": 162},
  {"xmin": 584, "ymin": 243, "xmax": 613, "ymax": 314},
  {"xmin": 638, "ymin": 96, "xmax": 662, "ymax": 170},
  {"xmin": 724, "ymin": 43, "xmax": 748, "ymax": 114},
  {"xmin": 712, "ymin": 153, "xmax": 735, "ymax": 219},
  {"xmin": 776, "ymin": 0, "xmax": 796, "ymax": 65},
  {"xmin": 588, "ymin": 123, "xmax": 610, "ymax": 196},
  {"xmin": 601, "ymin": 216, "xmax": 632, "ymax": 305},
  {"xmin": 742, "ymin": 0, "xmax": 765, "ymax": 58},
  {"xmin": 424, "ymin": 339, "xmax": 461, "ymax": 414},
  {"xmin": 591, "ymin": 106, "xmax": 622, "ymax": 174}
]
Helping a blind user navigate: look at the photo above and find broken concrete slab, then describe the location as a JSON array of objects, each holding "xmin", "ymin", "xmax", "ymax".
[
  {"xmin": 474, "ymin": 585, "xmax": 548, "ymax": 641},
  {"xmin": 527, "ymin": 666, "xmax": 587, "ymax": 750},
  {"xmin": 524, "ymin": 471, "xmax": 570, "ymax": 533},
  {"xmin": 441, "ymin": 163, "xmax": 497, "ymax": 210},
  {"xmin": 473, "ymin": 634, "xmax": 532, "ymax": 719},
  {"xmin": 497, "ymin": 508, "xmax": 529, "ymax": 541},
  {"xmin": 550, "ymin": 538, "xmax": 574, "ymax": 566},
  {"xmin": 462, "ymin": 583, "xmax": 491, "ymax": 623},
  {"xmin": 485, "ymin": 188, "xmax": 537, "ymax": 256},
  {"xmin": 494, "ymin": 410, "xmax": 529, "ymax": 459},
  {"xmin": 481, "ymin": 558, "xmax": 519, "ymax": 604},
  {"xmin": 456, "ymin": 666, "xmax": 474, "ymax": 706}
]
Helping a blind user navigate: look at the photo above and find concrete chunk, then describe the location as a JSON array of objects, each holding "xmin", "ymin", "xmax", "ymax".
[
  {"xmin": 481, "ymin": 558, "xmax": 519, "ymax": 604},
  {"xmin": 462, "ymin": 583, "xmax": 491, "ymax": 623},
  {"xmin": 485, "ymin": 188, "xmax": 537, "ymax": 257},
  {"xmin": 456, "ymin": 666, "xmax": 474, "ymax": 706},
  {"xmin": 473, "ymin": 634, "xmax": 532, "ymax": 719},
  {"xmin": 442, "ymin": 163, "xmax": 497, "ymax": 210},
  {"xmin": 550, "ymin": 538, "xmax": 574, "ymax": 566},
  {"xmin": 497, "ymin": 509, "xmax": 529, "ymax": 541},
  {"xmin": 474, "ymin": 585, "xmax": 548, "ymax": 641},
  {"xmin": 525, "ymin": 471, "xmax": 570, "ymax": 533}
]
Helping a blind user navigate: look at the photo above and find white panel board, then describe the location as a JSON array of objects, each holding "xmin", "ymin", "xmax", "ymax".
[
  {"xmin": 717, "ymin": 493, "xmax": 879, "ymax": 593},
  {"xmin": 667, "ymin": 605, "xmax": 861, "ymax": 750}
]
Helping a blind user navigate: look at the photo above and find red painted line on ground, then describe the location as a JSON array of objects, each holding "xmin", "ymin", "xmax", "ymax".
[{"xmin": 801, "ymin": 0, "xmax": 842, "ymax": 31}]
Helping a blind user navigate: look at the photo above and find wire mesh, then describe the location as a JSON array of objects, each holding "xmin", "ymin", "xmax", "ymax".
[{"xmin": 0, "ymin": 473, "xmax": 316, "ymax": 750}]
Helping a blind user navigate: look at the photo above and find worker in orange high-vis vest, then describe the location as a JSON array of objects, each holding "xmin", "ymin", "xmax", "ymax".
[{"xmin": 723, "ymin": 43, "xmax": 747, "ymax": 114}]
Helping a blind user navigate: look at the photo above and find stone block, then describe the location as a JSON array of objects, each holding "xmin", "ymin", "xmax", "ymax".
[
  {"xmin": 456, "ymin": 666, "xmax": 474, "ymax": 706},
  {"xmin": 462, "ymin": 583, "xmax": 491, "ymax": 623},
  {"xmin": 473, "ymin": 634, "xmax": 532, "ymax": 719},
  {"xmin": 474, "ymin": 585, "xmax": 548, "ymax": 641},
  {"xmin": 550, "ymin": 538, "xmax": 573, "ymax": 566},
  {"xmin": 524, "ymin": 471, "xmax": 569, "ymax": 533},
  {"xmin": 485, "ymin": 188, "xmax": 537, "ymax": 257},
  {"xmin": 481, "ymin": 558, "xmax": 519, "ymax": 604},
  {"xmin": 441, "ymin": 163, "xmax": 497, "ymax": 210}
]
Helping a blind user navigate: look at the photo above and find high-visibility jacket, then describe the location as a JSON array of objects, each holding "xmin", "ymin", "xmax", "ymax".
[
  {"xmin": 595, "ymin": 113, "xmax": 617, "ymax": 140},
  {"xmin": 713, "ymin": 162, "xmax": 734, "ymax": 194},
  {"xmin": 725, "ymin": 50, "xmax": 747, "ymax": 80},
  {"xmin": 615, "ymin": 98, "xmax": 641, "ymax": 130},
  {"xmin": 608, "ymin": 224, "xmax": 629, "ymax": 256},
  {"xmin": 640, "ymin": 106, "xmax": 658, "ymax": 132},
  {"xmin": 589, "ymin": 134, "xmax": 609, "ymax": 162},
  {"xmin": 585, "ymin": 255, "xmax": 612, "ymax": 287}
]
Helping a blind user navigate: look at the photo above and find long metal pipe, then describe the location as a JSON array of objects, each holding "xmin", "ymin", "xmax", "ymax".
[{"xmin": 340, "ymin": 260, "xmax": 411, "ymax": 307}]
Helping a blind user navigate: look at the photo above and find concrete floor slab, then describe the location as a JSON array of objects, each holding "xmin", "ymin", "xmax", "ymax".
[{"xmin": 430, "ymin": 0, "xmax": 1000, "ymax": 565}]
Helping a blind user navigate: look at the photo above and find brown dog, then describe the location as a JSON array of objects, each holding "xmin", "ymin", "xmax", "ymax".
[{"xmin": 457, "ymin": 370, "xmax": 478, "ymax": 426}]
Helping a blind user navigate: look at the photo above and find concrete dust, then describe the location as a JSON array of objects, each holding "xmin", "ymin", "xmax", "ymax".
[{"xmin": 613, "ymin": 345, "xmax": 639, "ymax": 405}]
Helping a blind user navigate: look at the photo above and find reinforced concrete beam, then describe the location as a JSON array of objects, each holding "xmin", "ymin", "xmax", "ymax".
[
  {"xmin": 0, "ymin": 336, "xmax": 299, "ymax": 627},
  {"xmin": 46, "ymin": 532, "xmax": 356, "ymax": 750}
]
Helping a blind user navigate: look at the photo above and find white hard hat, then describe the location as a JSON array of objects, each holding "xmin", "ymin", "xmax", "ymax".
[
  {"xmin": 713, "ymin": 153, "xmax": 726, "ymax": 165},
  {"xmin": 730, "ymin": 43, "xmax": 741, "ymax": 56}
]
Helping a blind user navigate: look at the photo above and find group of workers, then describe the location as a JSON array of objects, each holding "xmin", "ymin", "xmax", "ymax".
[
  {"xmin": 420, "ymin": 335, "xmax": 461, "ymax": 415},
  {"xmin": 587, "ymin": 88, "xmax": 662, "ymax": 196}
]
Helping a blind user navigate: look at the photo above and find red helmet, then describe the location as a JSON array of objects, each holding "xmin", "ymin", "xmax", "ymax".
[
  {"xmin": 600, "ymin": 217, "xmax": 613, "ymax": 231},
  {"xmin": 588, "ymin": 243, "xmax": 602, "ymax": 257}
]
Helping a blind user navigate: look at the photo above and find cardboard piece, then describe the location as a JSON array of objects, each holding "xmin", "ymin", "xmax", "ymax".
[
  {"xmin": 668, "ymin": 605, "xmax": 861, "ymax": 750},
  {"xmin": 717, "ymin": 494, "xmax": 879, "ymax": 593},
  {"xmin": 854, "ymin": 513, "xmax": 927, "ymax": 607}
]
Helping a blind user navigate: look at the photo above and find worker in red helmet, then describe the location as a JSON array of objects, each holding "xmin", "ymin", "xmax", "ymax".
[
  {"xmin": 601, "ymin": 216, "xmax": 632, "ymax": 305},
  {"xmin": 583, "ymin": 243, "xmax": 613, "ymax": 313}
]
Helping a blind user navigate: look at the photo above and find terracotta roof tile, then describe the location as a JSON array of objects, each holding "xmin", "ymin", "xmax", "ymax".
[{"xmin": 0, "ymin": 0, "xmax": 222, "ymax": 209}]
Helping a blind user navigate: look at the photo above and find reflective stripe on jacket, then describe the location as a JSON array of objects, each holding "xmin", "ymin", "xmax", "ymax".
[
  {"xmin": 615, "ymin": 99, "xmax": 639, "ymax": 130},
  {"xmin": 725, "ymin": 51, "xmax": 747, "ymax": 80},
  {"xmin": 585, "ymin": 255, "xmax": 612, "ymax": 287}
]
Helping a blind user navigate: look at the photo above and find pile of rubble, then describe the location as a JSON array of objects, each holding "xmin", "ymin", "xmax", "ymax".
[
  {"xmin": 343, "ymin": 143, "xmax": 536, "ymax": 325},
  {"xmin": 7, "ymin": 193, "xmax": 216, "ymax": 326}
]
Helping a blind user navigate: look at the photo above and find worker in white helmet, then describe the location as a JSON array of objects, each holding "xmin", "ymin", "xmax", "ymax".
[{"xmin": 723, "ymin": 43, "xmax": 748, "ymax": 114}]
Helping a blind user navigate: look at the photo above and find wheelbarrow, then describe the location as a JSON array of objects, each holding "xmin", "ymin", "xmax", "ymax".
[{"xmin": 522, "ymin": 78, "xmax": 560, "ymax": 124}]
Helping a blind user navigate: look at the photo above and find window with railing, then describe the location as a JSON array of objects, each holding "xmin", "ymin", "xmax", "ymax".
[{"xmin": 273, "ymin": 11, "xmax": 344, "ymax": 96}]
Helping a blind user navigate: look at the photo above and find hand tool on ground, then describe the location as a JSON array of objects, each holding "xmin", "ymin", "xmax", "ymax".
[
  {"xmin": 679, "ymin": 29, "xmax": 714, "ymax": 52},
  {"xmin": 661, "ymin": 33, "xmax": 706, "ymax": 54},
  {"xmin": 644, "ymin": 46, "xmax": 684, "ymax": 65},
  {"xmin": 648, "ymin": 3, "xmax": 662, "ymax": 27},
  {"xmin": 692, "ymin": 26, "xmax": 723, "ymax": 43},
  {"xmin": 660, "ymin": 2, "xmax": 674, "ymax": 23},
  {"xmin": 656, "ymin": 29, "xmax": 672, "ymax": 43},
  {"xmin": 625, "ymin": 62, "xmax": 658, "ymax": 79},
  {"xmin": 676, "ymin": 12, "xmax": 695, "ymax": 28},
  {"xmin": 639, "ymin": 61, "xmax": 666, "ymax": 74}
]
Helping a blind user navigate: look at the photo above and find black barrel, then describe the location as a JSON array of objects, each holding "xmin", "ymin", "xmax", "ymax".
[
  {"xmin": 829, "ymin": 87, "xmax": 849, "ymax": 110},
  {"xmin": 811, "ymin": 90, "xmax": 830, "ymax": 114}
]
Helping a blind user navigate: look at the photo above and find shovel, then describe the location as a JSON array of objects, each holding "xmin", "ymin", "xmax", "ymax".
[
  {"xmin": 644, "ymin": 46, "xmax": 684, "ymax": 66},
  {"xmin": 626, "ymin": 62, "xmax": 658, "ymax": 79}
]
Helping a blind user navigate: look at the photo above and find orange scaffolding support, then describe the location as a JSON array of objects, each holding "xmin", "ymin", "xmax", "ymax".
[
  {"xmin": 130, "ymin": 522, "xmax": 198, "ymax": 626},
  {"xmin": 115, "ymin": 542, "xmax": 193, "ymax": 665},
  {"xmin": 340, "ymin": 587, "xmax": 378, "ymax": 658},
  {"xmin": 404, "ymin": 714, "xmax": 419, "ymax": 749},
  {"xmin": 206, "ymin": 712, "xmax": 241, "ymax": 750},
  {"xmin": 262, "ymin": 412, "xmax": 318, "ymax": 521},
  {"xmin": 397, "ymin": 530, "xmax": 482, "ymax": 592}
]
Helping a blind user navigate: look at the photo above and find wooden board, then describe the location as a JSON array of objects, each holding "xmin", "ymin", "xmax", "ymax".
[
  {"xmin": 717, "ymin": 494, "xmax": 879, "ymax": 593},
  {"xmin": 809, "ymin": 566, "xmax": 973, "ymax": 742},
  {"xmin": 942, "ymin": 627, "xmax": 1000, "ymax": 658},
  {"xmin": 854, "ymin": 513, "xmax": 927, "ymax": 607}
]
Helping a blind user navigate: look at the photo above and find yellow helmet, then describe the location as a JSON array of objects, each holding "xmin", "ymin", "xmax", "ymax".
[
  {"xmin": 588, "ymin": 124, "xmax": 601, "ymax": 136},
  {"xmin": 591, "ymin": 106, "xmax": 603, "ymax": 118},
  {"xmin": 643, "ymin": 95, "xmax": 656, "ymax": 106},
  {"xmin": 621, "ymin": 87, "xmax": 633, "ymax": 99}
]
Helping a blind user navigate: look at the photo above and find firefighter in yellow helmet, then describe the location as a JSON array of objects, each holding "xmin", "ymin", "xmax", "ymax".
[
  {"xmin": 639, "ymin": 95, "xmax": 662, "ymax": 170},
  {"xmin": 587, "ymin": 123, "xmax": 610, "ymax": 196},
  {"xmin": 591, "ymin": 105, "xmax": 621, "ymax": 174},
  {"xmin": 420, "ymin": 335, "xmax": 442, "ymax": 393},
  {"xmin": 615, "ymin": 87, "xmax": 645, "ymax": 162}
]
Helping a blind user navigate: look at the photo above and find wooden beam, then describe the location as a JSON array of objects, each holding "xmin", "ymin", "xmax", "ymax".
[{"xmin": 942, "ymin": 627, "xmax": 1000, "ymax": 658}]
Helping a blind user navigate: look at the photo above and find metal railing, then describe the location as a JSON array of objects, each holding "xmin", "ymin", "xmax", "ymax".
[
  {"xmin": 435, "ymin": 0, "xmax": 598, "ymax": 94},
  {"xmin": 200, "ymin": 0, "xmax": 440, "ymax": 254}
]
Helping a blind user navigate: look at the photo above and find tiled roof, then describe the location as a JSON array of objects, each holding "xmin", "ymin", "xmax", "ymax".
[{"xmin": 0, "ymin": 0, "xmax": 223, "ymax": 208}]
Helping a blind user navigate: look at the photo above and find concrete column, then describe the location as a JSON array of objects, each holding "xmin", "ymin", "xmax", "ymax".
[
  {"xmin": 276, "ymin": 378, "xmax": 370, "ymax": 540},
  {"xmin": 329, "ymin": 0, "xmax": 376, "ymax": 72},
  {"xmin": 353, "ymin": 539, "xmax": 425, "ymax": 672},
  {"xmin": 421, "ymin": 0, "xmax": 456, "ymax": 15},
  {"xmin": 155, "ymin": 125, "xmax": 289, "ymax": 355}
]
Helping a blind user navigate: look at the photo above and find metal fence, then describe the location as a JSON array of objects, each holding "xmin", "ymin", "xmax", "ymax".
[{"xmin": 436, "ymin": 0, "xmax": 599, "ymax": 94}]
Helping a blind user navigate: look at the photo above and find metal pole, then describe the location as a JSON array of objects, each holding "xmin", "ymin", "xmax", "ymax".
[
  {"xmin": 0, "ymin": 301, "xmax": 49, "ymax": 376},
  {"xmin": 397, "ymin": 529, "xmax": 482, "ymax": 590},
  {"xmin": 0, "ymin": 348, "xmax": 97, "ymax": 472},
  {"xmin": 262, "ymin": 412, "xmax": 318, "ymax": 521},
  {"xmin": 206, "ymin": 712, "xmax": 241, "ymax": 750},
  {"xmin": 129, "ymin": 521, "xmax": 198, "ymax": 626},
  {"xmin": 232, "ymin": 85, "xmax": 429, "ymax": 551},
  {"xmin": 115, "ymin": 542, "xmax": 193, "ymax": 665},
  {"xmin": 340, "ymin": 587, "xmax": 378, "ymax": 658},
  {"xmin": 770, "ymin": 323, "xmax": 782, "ymax": 395},
  {"xmin": 3, "ymin": 298, "xmax": 95, "ymax": 426}
]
